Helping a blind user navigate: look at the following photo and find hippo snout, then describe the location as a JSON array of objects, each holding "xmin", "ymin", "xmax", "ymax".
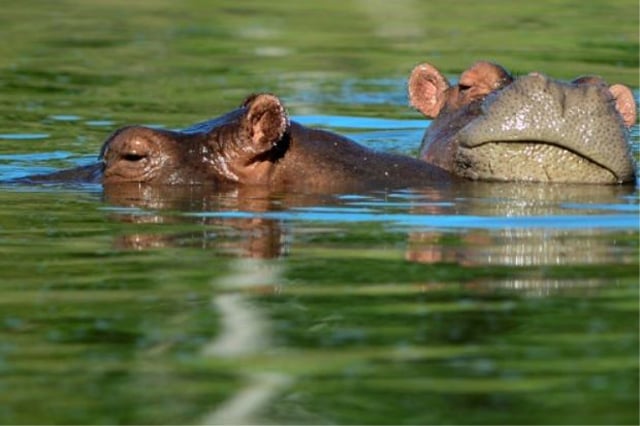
[
  {"xmin": 101, "ymin": 126, "xmax": 171, "ymax": 183},
  {"xmin": 457, "ymin": 74, "xmax": 635, "ymax": 183}
]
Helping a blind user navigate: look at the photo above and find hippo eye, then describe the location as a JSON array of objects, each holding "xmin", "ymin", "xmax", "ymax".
[{"xmin": 459, "ymin": 84, "xmax": 472, "ymax": 92}]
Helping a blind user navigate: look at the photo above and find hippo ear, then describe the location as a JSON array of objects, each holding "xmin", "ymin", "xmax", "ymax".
[
  {"xmin": 608, "ymin": 84, "xmax": 637, "ymax": 128},
  {"xmin": 408, "ymin": 63, "xmax": 450, "ymax": 118},
  {"xmin": 243, "ymin": 93, "xmax": 289, "ymax": 153},
  {"xmin": 459, "ymin": 61, "xmax": 513, "ymax": 97}
]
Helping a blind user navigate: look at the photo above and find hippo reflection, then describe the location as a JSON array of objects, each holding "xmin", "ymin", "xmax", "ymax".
[
  {"xmin": 103, "ymin": 180, "xmax": 636, "ymax": 299},
  {"xmin": 408, "ymin": 61, "xmax": 637, "ymax": 183},
  {"xmin": 103, "ymin": 184, "xmax": 299, "ymax": 258},
  {"xmin": 23, "ymin": 93, "xmax": 452, "ymax": 192}
]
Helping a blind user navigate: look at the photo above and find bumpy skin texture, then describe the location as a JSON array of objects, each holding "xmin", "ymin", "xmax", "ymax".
[
  {"xmin": 409, "ymin": 61, "xmax": 637, "ymax": 184},
  {"xmin": 23, "ymin": 93, "xmax": 454, "ymax": 192}
]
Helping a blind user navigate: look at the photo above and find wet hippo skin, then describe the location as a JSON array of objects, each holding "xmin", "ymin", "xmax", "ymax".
[
  {"xmin": 21, "ymin": 93, "xmax": 454, "ymax": 192},
  {"xmin": 408, "ymin": 61, "xmax": 637, "ymax": 184}
]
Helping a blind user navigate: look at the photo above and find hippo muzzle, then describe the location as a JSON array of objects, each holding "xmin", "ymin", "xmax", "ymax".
[{"xmin": 456, "ymin": 73, "xmax": 635, "ymax": 183}]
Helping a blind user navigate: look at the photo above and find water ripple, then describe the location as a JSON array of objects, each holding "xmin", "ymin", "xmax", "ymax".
[
  {"xmin": 0, "ymin": 133, "xmax": 50, "ymax": 140},
  {"xmin": 186, "ymin": 210, "xmax": 638, "ymax": 230}
]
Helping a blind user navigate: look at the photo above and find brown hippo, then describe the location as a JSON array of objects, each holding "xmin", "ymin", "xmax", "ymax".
[
  {"xmin": 408, "ymin": 61, "xmax": 637, "ymax": 184},
  {"xmin": 21, "ymin": 93, "xmax": 453, "ymax": 192}
]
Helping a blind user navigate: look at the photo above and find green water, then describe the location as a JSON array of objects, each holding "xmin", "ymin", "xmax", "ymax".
[{"xmin": 0, "ymin": 1, "xmax": 638, "ymax": 424}]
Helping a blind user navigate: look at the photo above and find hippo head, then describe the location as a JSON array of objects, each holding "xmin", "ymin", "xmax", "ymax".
[
  {"xmin": 409, "ymin": 61, "xmax": 637, "ymax": 184},
  {"xmin": 100, "ymin": 93, "xmax": 289, "ymax": 185}
]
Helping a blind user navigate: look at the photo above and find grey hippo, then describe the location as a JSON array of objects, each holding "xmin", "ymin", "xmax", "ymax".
[{"xmin": 408, "ymin": 61, "xmax": 637, "ymax": 184}]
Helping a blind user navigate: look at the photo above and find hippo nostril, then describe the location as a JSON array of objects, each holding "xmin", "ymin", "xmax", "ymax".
[
  {"xmin": 110, "ymin": 135, "xmax": 154, "ymax": 163},
  {"xmin": 122, "ymin": 152, "xmax": 147, "ymax": 162}
]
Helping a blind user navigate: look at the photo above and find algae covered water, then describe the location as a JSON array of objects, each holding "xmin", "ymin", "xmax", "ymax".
[{"xmin": 0, "ymin": 1, "xmax": 638, "ymax": 424}]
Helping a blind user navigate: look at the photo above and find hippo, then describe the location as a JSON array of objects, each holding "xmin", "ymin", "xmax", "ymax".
[
  {"xmin": 408, "ymin": 61, "xmax": 637, "ymax": 184},
  {"xmin": 20, "ymin": 93, "xmax": 453, "ymax": 192}
]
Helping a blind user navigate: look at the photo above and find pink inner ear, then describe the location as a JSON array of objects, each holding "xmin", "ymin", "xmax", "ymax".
[
  {"xmin": 609, "ymin": 84, "xmax": 637, "ymax": 128},
  {"xmin": 408, "ymin": 63, "xmax": 450, "ymax": 118}
]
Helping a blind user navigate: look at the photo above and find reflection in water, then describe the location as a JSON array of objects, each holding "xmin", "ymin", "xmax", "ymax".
[
  {"xmin": 407, "ymin": 182, "xmax": 636, "ymax": 266},
  {"xmin": 104, "ymin": 185, "xmax": 300, "ymax": 422},
  {"xmin": 406, "ymin": 182, "xmax": 637, "ymax": 296},
  {"xmin": 101, "ymin": 181, "xmax": 637, "ymax": 298},
  {"xmin": 201, "ymin": 258, "xmax": 292, "ymax": 425},
  {"xmin": 407, "ymin": 227, "xmax": 632, "ymax": 266},
  {"xmin": 103, "ymin": 181, "xmax": 637, "ymax": 266},
  {"xmin": 201, "ymin": 371, "xmax": 292, "ymax": 425},
  {"xmin": 203, "ymin": 259, "xmax": 282, "ymax": 358},
  {"xmin": 102, "ymin": 182, "xmax": 306, "ymax": 423},
  {"xmin": 103, "ymin": 183, "xmax": 311, "ymax": 258},
  {"xmin": 482, "ymin": 278, "xmax": 607, "ymax": 297}
]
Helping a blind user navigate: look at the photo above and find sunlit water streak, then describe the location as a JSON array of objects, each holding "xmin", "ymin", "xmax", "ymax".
[{"xmin": 200, "ymin": 259, "xmax": 293, "ymax": 425}]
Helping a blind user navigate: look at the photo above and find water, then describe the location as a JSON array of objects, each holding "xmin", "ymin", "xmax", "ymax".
[{"xmin": 0, "ymin": 1, "xmax": 638, "ymax": 424}]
